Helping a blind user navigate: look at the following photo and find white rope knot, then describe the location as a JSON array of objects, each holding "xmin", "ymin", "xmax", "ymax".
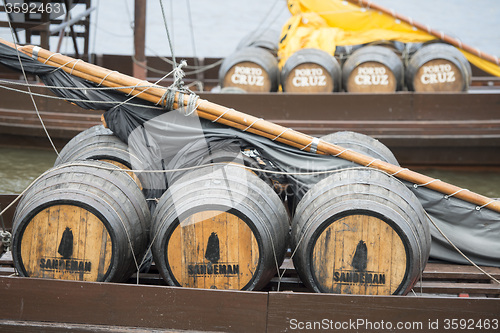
[{"xmin": 173, "ymin": 60, "xmax": 187, "ymax": 88}]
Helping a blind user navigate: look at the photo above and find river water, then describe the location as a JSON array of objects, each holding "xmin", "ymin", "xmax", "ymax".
[{"xmin": 1, "ymin": 146, "xmax": 499, "ymax": 199}]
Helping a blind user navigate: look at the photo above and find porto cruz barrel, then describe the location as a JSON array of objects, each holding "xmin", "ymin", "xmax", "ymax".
[
  {"xmin": 218, "ymin": 47, "xmax": 279, "ymax": 92},
  {"xmin": 342, "ymin": 46, "xmax": 403, "ymax": 93}
]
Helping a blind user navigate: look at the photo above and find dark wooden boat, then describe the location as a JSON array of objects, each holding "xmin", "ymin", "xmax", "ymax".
[{"xmin": 1, "ymin": 55, "xmax": 500, "ymax": 167}]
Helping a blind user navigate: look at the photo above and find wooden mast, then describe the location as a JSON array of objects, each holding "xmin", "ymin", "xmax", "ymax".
[
  {"xmin": 133, "ymin": 0, "xmax": 147, "ymax": 80},
  {"xmin": 0, "ymin": 39, "xmax": 498, "ymax": 214}
]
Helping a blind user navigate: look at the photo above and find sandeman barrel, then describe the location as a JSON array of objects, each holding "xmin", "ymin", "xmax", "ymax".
[
  {"xmin": 165, "ymin": 144, "xmax": 276, "ymax": 192},
  {"xmin": 12, "ymin": 160, "xmax": 151, "ymax": 282},
  {"xmin": 286, "ymin": 131, "xmax": 400, "ymax": 215},
  {"xmin": 406, "ymin": 43, "xmax": 472, "ymax": 92},
  {"xmin": 151, "ymin": 164, "xmax": 289, "ymax": 291},
  {"xmin": 320, "ymin": 131, "xmax": 399, "ymax": 166},
  {"xmin": 218, "ymin": 47, "xmax": 279, "ymax": 92},
  {"xmin": 342, "ymin": 46, "xmax": 404, "ymax": 93},
  {"xmin": 55, "ymin": 125, "xmax": 142, "ymax": 189},
  {"xmin": 291, "ymin": 168, "xmax": 430, "ymax": 295},
  {"xmin": 281, "ymin": 48, "xmax": 341, "ymax": 93}
]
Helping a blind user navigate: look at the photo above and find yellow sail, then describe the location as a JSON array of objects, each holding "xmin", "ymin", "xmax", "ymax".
[{"xmin": 279, "ymin": 0, "xmax": 500, "ymax": 77}]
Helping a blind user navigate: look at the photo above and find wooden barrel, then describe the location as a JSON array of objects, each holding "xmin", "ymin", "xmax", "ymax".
[
  {"xmin": 151, "ymin": 164, "xmax": 289, "ymax": 290},
  {"xmin": 334, "ymin": 44, "xmax": 363, "ymax": 66},
  {"xmin": 342, "ymin": 46, "xmax": 403, "ymax": 93},
  {"xmin": 286, "ymin": 131, "xmax": 400, "ymax": 214},
  {"xmin": 406, "ymin": 43, "xmax": 472, "ymax": 92},
  {"xmin": 11, "ymin": 160, "xmax": 151, "ymax": 282},
  {"xmin": 291, "ymin": 168, "xmax": 430, "ymax": 295},
  {"xmin": 281, "ymin": 48, "xmax": 341, "ymax": 93},
  {"xmin": 166, "ymin": 144, "xmax": 278, "ymax": 193},
  {"xmin": 320, "ymin": 131, "xmax": 399, "ymax": 166},
  {"xmin": 218, "ymin": 47, "xmax": 279, "ymax": 92},
  {"xmin": 55, "ymin": 125, "xmax": 142, "ymax": 188},
  {"xmin": 235, "ymin": 29, "xmax": 280, "ymax": 57}
]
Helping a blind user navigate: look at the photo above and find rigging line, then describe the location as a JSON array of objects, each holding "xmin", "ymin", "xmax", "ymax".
[
  {"xmin": 113, "ymin": 66, "xmax": 177, "ymax": 109},
  {"xmin": 424, "ymin": 211, "xmax": 500, "ymax": 285},
  {"xmin": 0, "ymin": 83, "xmax": 164, "ymax": 109},
  {"xmin": 2, "ymin": 0, "xmax": 60, "ymax": 157},
  {"xmin": 249, "ymin": 0, "xmax": 282, "ymax": 40},
  {"xmin": 90, "ymin": 0, "xmax": 100, "ymax": 57},
  {"xmin": 185, "ymin": 0, "xmax": 200, "ymax": 69},
  {"xmin": 169, "ymin": 0, "xmax": 175, "ymax": 48},
  {"xmin": 159, "ymin": 0, "xmax": 177, "ymax": 69},
  {"xmin": 0, "ymin": 78, "xmax": 158, "ymax": 91},
  {"xmin": 144, "ymin": 45, "xmax": 225, "ymax": 73}
]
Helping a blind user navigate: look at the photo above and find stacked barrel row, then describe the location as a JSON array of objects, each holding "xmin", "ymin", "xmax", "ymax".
[
  {"xmin": 11, "ymin": 125, "xmax": 431, "ymax": 296},
  {"xmin": 218, "ymin": 30, "xmax": 472, "ymax": 93}
]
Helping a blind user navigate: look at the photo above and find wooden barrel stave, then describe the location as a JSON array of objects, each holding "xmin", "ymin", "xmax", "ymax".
[
  {"xmin": 55, "ymin": 124, "xmax": 143, "ymax": 190},
  {"xmin": 218, "ymin": 47, "xmax": 279, "ymax": 92},
  {"xmin": 281, "ymin": 48, "xmax": 342, "ymax": 93},
  {"xmin": 342, "ymin": 46, "xmax": 403, "ymax": 92},
  {"xmin": 320, "ymin": 131, "xmax": 399, "ymax": 166},
  {"xmin": 12, "ymin": 161, "xmax": 151, "ymax": 282},
  {"xmin": 151, "ymin": 164, "xmax": 289, "ymax": 291},
  {"xmin": 287, "ymin": 131, "xmax": 400, "ymax": 215},
  {"xmin": 292, "ymin": 168, "xmax": 430, "ymax": 295}
]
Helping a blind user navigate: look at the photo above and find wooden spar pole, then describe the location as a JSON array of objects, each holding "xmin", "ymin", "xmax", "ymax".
[
  {"xmin": 345, "ymin": 0, "xmax": 500, "ymax": 66},
  {"xmin": 133, "ymin": 0, "xmax": 147, "ymax": 80},
  {"xmin": 2, "ymin": 40, "xmax": 499, "ymax": 213}
]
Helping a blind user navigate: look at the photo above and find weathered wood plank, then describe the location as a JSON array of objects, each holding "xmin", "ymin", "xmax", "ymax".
[
  {"xmin": 0, "ymin": 276, "xmax": 268, "ymax": 333},
  {"xmin": 266, "ymin": 291, "xmax": 500, "ymax": 333},
  {"xmin": 423, "ymin": 263, "xmax": 500, "ymax": 280},
  {"xmin": 414, "ymin": 281, "xmax": 500, "ymax": 295},
  {"xmin": 0, "ymin": 320, "xmax": 216, "ymax": 333}
]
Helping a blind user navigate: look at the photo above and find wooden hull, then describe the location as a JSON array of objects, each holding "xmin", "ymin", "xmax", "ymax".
[{"xmin": 0, "ymin": 275, "xmax": 498, "ymax": 333}]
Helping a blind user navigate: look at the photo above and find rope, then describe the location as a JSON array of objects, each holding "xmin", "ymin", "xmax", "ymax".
[
  {"xmin": 444, "ymin": 188, "xmax": 470, "ymax": 200},
  {"xmin": 424, "ymin": 211, "xmax": 500, "ymax": 285},
  {"xmin": 0, "ymin": 83, "xmax": 163, "ymax": 109},
  {"xmin": 158, "ymin": 0, "xmax": 177, "ymax": 69},
  {"xmin": 476, "ymin": 200, "xmax": 497, "ymax": 211},
  {"xmin": 98, "ymin": 71, "xmax": 119, "ymax": 86},
  {"xmin": 272, "ymin": 128, "xmax": 291, "ymax": 141},
  {"xmin": 0, "ymin": 78, "xmax": 158, "ymax": 91},
  {"xmin": 413, "ymin": 179, "xmax": 441, "ymax": 188},
  {"xmin": 185, "ymin": 0, "xmax": 199, "ymax": 70}
]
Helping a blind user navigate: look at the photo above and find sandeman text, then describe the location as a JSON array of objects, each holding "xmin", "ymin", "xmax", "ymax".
[
  {"xmin": 333, "ymin": 270, "xmax": 386, "ymax": 285},
  {"xmin": 39, "ymin": 258, "xmax": 91, "ymax": 273},
  {"xmin": 188, "ymin": 263, "xmax": 239, "ymax": 276}
]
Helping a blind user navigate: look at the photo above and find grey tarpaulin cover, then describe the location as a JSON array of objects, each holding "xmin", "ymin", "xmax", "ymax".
[{"xmin": 1, "ymin": 41, "xmax": 499, "ymax": 267}]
